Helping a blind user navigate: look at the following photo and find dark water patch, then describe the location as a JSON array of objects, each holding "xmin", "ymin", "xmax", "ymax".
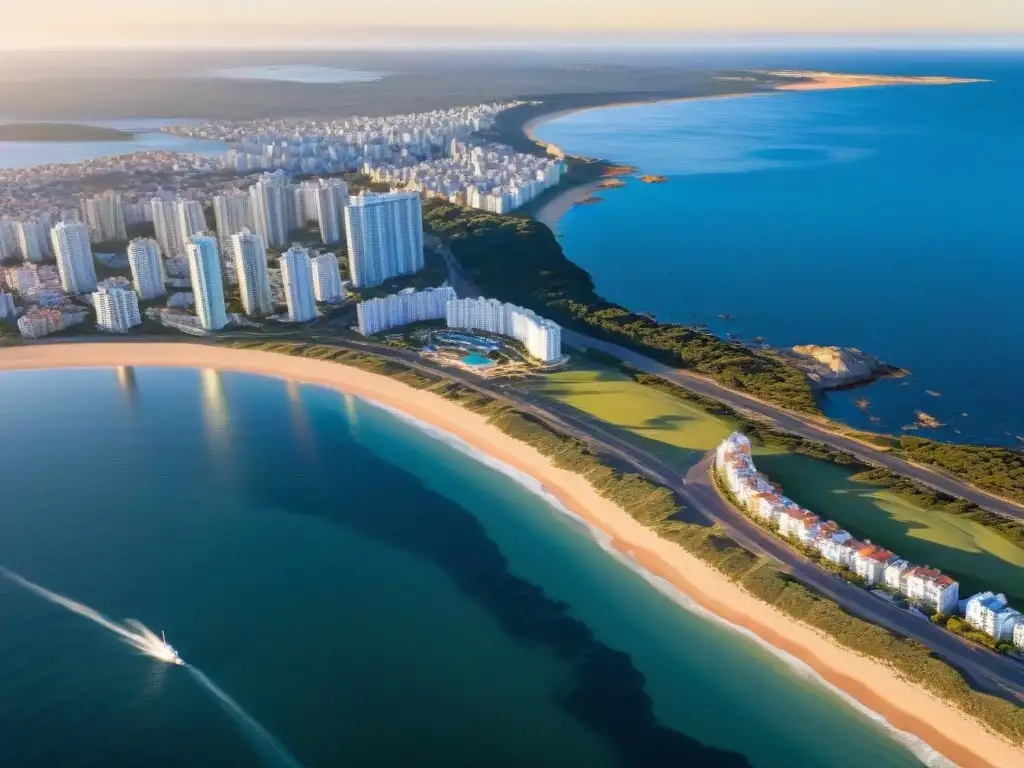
[{"xmin": 249, "ymin": 403, "xmax": 749, "ymax": 767}]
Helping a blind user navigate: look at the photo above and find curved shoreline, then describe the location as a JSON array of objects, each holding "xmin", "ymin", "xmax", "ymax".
[{"xmin": 1, "ymin": 342, "xmax": 1021, "ymax": 768}]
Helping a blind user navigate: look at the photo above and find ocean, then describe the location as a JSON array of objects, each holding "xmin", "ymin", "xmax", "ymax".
[
  {"xmin": 533, "ymin": 51, "xmax": 1024, "ymax": 447},
  {"xmin": 0, "ymin": 367, "xmax": 930, "ymax": 767},
  {"xmin": 0, "ymin": 119, "xmax": 226, "ymax": 170}
]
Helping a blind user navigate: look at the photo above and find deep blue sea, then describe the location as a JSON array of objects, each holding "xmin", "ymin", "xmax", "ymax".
[
  {"xmin": 535, "ymin": 51, "xmax": 1024, "ymax": 446},
  {"xmin": 0, "ymin": 367, "xmax": 931, "ymax": 767}
]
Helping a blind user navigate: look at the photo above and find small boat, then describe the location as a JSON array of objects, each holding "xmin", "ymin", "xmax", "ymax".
[{"xmin": 162, "ymin": 630, "xmax": 185, "ymax": 666}]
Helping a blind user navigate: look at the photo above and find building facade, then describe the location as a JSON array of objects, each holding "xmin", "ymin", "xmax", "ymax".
[
  {"xmin": 445, "ymin": 296, "xmax": 562, "ymax": 363},
  {"xmin": 93, "ymin": 285, "xmax": 142, "ymax": 332},
  {"xmin": 250, "ymin": 171, "xmax": 293, "ymax": 248},
  {"xmin": 344, "ymin": 191, "xmax": 424, "ymax": 288},
  {"xmin": 51, "ymin": 221, "xmax": 98, "ymax": 294},
  {"xmin": 231, "ymin": 229, "xmax": 274, "ymax": 317},
  {"xmin": 185, "ymin": 235, "xmax": 228, "ymax": 331},
  {"xmin": 213, "ymin": 191, "xmax": 252, "ymax": 257},
  {"xmin": 311, "ymin": 252, "xmax": 343, "ymax": 303},
  {"xmin": 965, "ymin": 592, "xmax": 1022, "ymax": 641},
  {"xmin": 357, "ymin": 286, "xmax": 456, "ymax": 336},
  {"xmin": 280, "ymin": 246, "xmax": 318, "ymax": 322},
  {"xmin": 127, "ymin": 238, "xmax": 166, "ymax": 300},
  {"xmin": 312, "ymin": 178, "xmax": 349, "ymax": 244},
  {"xmin": 82, "ymin": 192, "xmax": 127, "ymax": 243}
]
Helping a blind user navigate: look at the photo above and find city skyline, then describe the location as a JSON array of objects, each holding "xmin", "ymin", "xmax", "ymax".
[{"xmin": 1, "ymin": 2, "xmax": 1023, "ymax": 49}]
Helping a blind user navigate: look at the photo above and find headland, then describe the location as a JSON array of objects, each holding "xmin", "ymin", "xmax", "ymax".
[
  {"xmin": 0, "ymin": 341, "xmax": 1020, "ymax": 768},
  {"xmin": 0, "ymin": 122, "xmax": 135, "ymax": 142},
  {"xmin": 767, "ymin": 70, "xmax": 988, "ymax": 91}
]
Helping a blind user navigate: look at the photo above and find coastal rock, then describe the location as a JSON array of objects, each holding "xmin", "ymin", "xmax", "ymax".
[{"xmin": 783, "ymin": 345, "xmax": 903, "ymax": 390}]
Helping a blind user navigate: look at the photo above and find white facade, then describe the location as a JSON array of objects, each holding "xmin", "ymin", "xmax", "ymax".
[
  {"xmin": 93, "ymin": 285, "xmax": 141, "ymax": 332},
  {"xmin": 965, "ymin": 592, "xmax": 1021, "ymax": 641},
  {"xmin": 15, "ymin": 220, "xmax": 44, "ymax": 262},
  {"xmin": 1014, "ymin": 620, "xmax": 1024, "ymax": 651},
  {"xmin": 127, "ymin": 238, "xmax": 165, "ymax": 300},
  {"xmin": 311, "ymin": 179, "xmax": 348, "ymax": 244},
  {"xmin": 176, "ymin": 199, "xmax": 207, "ymax": 243},
  {"xmin": 903, "ymin": 567, "xmax": 960, "ymax": 616},
  {"xmin": 344, "ymin": 192, "xmax": 424, "ymax": 288},
  {"xmin": 51, "ymin": 221, "xmax": 97, "ymax": 294},
  {"xmin": 213, "ymin": 191, "xmax": 252, "ymax": 257},
  {"xmin": 151, "ymin": 199, "xmax": 182, "ymax": 258},
  {"xmin": 311, "ymin": 252, "xmax": 343, "ymax": 303},
  {"xmin": 279, "ymin": 246, "xmax": 318, "ymax": 322},
  {"xmin": 231, "ymin": 229, "xmax": 273, "ymax": 316},
  {"xmin": 250, "ymin": 171, "xmax": 292, "ymax": 248},
  {"xmin": 185, "ymin": 235, "xmax": 228, "ymax": 331},
  {"xmin": 445, "ymin": 297, "xmax": 562, "ymax": 363},
  {"xmin": 357, "ymin": 286, "xmax": 456, "ymax": 336},
  {"xmin": 82, "ymin": 192, "xmax": 127, "ymax": 243},
  {"xmin": 0, "ymin": 292, "xmax": 15, "ymax": 318}
]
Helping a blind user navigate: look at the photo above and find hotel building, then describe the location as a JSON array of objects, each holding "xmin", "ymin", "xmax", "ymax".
[
  {"xmin": 344, "ymin": 192, "xmax": 424, "ymax": 288},
  {"xmin": 93, "ymin": 285, "xmax": 142, "ymax": 333},
  {"xmin": 280, "ymin": 245, "xmax": 318, "ymax": 322},
  {"xmin": 185, "ymin": 235, "xmax": 228, "ymax": 331},
  {"xmin": 357, "ymin": 286, "xmax": 456, "ymax": 336},
  {"xmin": 445, "ymin": 297, "xmax": 563, "ymax": 363},
  {"xmin": 231, "ymin": 229, "xmax": 274, "ymax": 317},
  {"xmin": 127, "ymin": 238, "xmax": 166, "ymax": 300},
  {"xmin": 311, "ymin": 252, "xmax": 343, "ymax": 303},
  {"xmin": 51, "ymin": 221, "xmax": 98, "ymax": 294}
]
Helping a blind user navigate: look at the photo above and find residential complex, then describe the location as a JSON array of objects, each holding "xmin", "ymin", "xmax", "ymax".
[
  {"xmin": 311, "ymin": 252, "xmax": 343, "ymax": 303},
  {"xmin": 964, "ymin": 592, "xmax": 1022, "ymax": 643},
  {"xmin": 357, "ymin": 286, "xmax": 456, "ymax": 336},
  {"xmin": 213, "ymin": 191, "xmax": 253, "ymax": 256},
  {"xmin": 445, "ymin": 297, "xmax": 563, "ymax": 363},
  {"xmin": 50, "ymin": 222, "xmax": 98, "ymax": 294},
  {"xmin": 309, "ymin": 178, "xmax": 348, "ymax": 244},
  {"xmin": 250, "ymin": 171, "xmax": 293, "ymax": 248},
  {"xmin": 93, "ymin": 285, "xmax": 142, "ymax": 333},
  {"xmin": 716, "ymin": 433, "xmax": 960, "ymax": 617},
  {"xmin": 279, "ymin": 246, "xmax": 317, "ymax": 322},
  {"xmin": 127, "ymin": 238, "xmax": 166, "ymax": 300},
  {"xmin": 82, "ymin": 192, "xmax": 127, "ymax": 244},
  {"xmin": 16, "ymin": 305, "xmax": 88, "ymax": 339},
  {"xmin": 185, "ymin": 235, "xmax": 228, "ymax": 331},
  {"xmin": 345, "ymin": 192, "xmax": 424, "ymax": 288},
  {"xmin": 231, "ymin": 228, "xmax": 274, "ymax": 317}
]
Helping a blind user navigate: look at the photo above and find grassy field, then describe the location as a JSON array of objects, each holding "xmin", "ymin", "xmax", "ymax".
[
  {"xmin": 756, "ymin": 452, "xmax": 1024, "ymax": 606},
  {"xmin": 532, "ymin": 362, "xmax": 1024, "ymax": 604},
  {"xmin": 529, "ymin": 364, "xmax": 735, "ymax": 471}
]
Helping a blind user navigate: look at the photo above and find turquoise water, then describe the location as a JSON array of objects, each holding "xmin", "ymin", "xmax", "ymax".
[
  {"xmin": 462, "ymin": 353, "xmax": 494, "ymax": 366},
  {"xmin": 0, "ymin": 366, "xmax": 929, "ymax": 766},
  {"xmin": 534, "ymin": 52, "xmax": 1024, "ymax": 447}
]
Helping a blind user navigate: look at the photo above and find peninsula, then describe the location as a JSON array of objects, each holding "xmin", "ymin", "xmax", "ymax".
[
  {"xmin": 1, "ymin": 341, "xmax": 1021, "ymax": 768},
  {"xmin": 765, "ymin": 70, "xmax": 988, "ymax": 91},
  {"xmin": 0, "ymin": 122, "xmax": 135, "ymax": 142}
]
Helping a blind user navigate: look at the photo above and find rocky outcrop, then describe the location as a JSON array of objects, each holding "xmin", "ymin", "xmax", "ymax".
[{"xmin": 783, "ymin": 345, "xmax": 904, "ymax": 390}]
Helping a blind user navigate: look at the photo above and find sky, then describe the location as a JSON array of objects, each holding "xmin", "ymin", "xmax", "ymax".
[{"xmin": 3, "ymin": 1, "xmax": 1023, "ymax": 48}]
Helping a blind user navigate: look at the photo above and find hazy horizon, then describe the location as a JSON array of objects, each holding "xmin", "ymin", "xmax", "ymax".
[{"xmin": 2, "ymin": 1, "xmax": 1023, "ymax": 50}]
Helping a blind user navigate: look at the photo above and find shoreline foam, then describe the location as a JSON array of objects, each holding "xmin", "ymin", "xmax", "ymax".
[{"xmin": 1, "ymin": 342, "xmax": 1020, "ymax": 768}]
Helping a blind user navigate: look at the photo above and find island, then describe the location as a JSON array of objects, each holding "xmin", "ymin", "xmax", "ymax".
[
  {"xmin": 0, "ymin": 122, "xmax": 134, "ymax": 142},
  {"xmin": 779, "ymin": 344, "xmax": 906, "ymax": 390},
  {"xmin": 640, "ymin": 175, "xmax": 667, "ymax": 184}
]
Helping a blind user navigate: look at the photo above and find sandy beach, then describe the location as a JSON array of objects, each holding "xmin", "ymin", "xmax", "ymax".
[{"xmin": 1, "ymin": 341, "xmax": 1021, "ymax": 767}]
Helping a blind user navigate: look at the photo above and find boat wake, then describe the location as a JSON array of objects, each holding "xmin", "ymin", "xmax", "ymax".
[{"xmin": 1, "ymin": 566, "xmax": 303, "ymax": 768}]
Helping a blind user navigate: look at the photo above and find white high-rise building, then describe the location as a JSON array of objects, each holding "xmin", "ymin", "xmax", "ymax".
[
  {"xmin": 151, "ymin": 199, "xmax": 183, "ymax": 258},
  {"xmin": 51, "ymin": 221, "xmax": 98, "ymax": 294},
  {"xmin": 356, "ymin": 286, "xmax": 456, "ymax": 336},
  {"xmin": 344, "ymin": 191, "xmax": 423, "ymax": 288},
  {"xmin": 82, "ymin": 192, "xmax": 127, "ymax": 243},
  {"xmin": 280, "ymin": 246, "xmax": 317, "ymax": 322},
  {"xmin": 15, "ymin": 221, "xmax": 43, "ymax": 263},
  {"xmin": 93, "ymin": 285, "xmax": 141, "ymax": 332},
  {"xmin": 127, "ymin": 238, "xmax": 165, "ymax": 300},
  {"xmin": 446, "ymin": 297, "xmax": 562, "ymax": 363},
  {"xmin": 176, "ymin": 199, "xmax": 207, "ymax": 243},
  {"xmin": 185, "ymin": 235, "xmax": 228, "ymax": 331},
  {"xmin": 0, "ymin": 292, "xmax": 15, "ymax": 318},
  {"xmin": 311, "ymin": 179, "xmax": 349, "ymax": 244},
  {"xmin": 213, "ymin": 191, "xmax": 252, "ymax": 256},
  {"xmin": 0, "ymin": 220, "xmax": 15, "ymax": 262},
  {"xmin": 231, "ymin": 228, "xmax": 273, "ymax": 317},
  {"xmin": 250, "ymin": 171, "xmax": 293, "ymax": 249},
  {"xmin": 311, "ymin": 252, "xmax": 343, "ymax": 303}
]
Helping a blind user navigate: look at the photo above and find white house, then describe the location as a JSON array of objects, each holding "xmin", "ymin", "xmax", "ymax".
[
  {"xmin": 903, "ymin": 566, "xmax": 960, "ymax": 617},
  {"xmin": 964, "ymin": 592, "xmax": 1021, "ymax": 641},
  {"xmin": 851, "ymin": 544, "xmax": 894, "ymax": 586},
  {"xmin": 882, "ymin": 558, "xmax": 911, "ymax": 592}
]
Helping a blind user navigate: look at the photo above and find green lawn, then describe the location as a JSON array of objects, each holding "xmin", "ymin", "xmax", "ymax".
[
  {"xmin": 531, "ymin": 362, "xmax": 1024, "ymax": 604},
  {"xmin": 528, "ymin": 363, "xmax": 736, "ymax": 471},
  {"xmin": 756, "ymin": 452, "xmax": 1024, "ymax": 606}
]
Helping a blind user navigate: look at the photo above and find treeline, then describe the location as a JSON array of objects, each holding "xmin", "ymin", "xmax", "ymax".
[
  {"xmin": 226, "ymin": 339, "xmax": 1024, "ymax": 744},
  {"xmin": 898, "ymin": 436, "xmax": 1024, "ymax": 505},
  {"xmin": 422, "ymin": 201, "xmax": 820, "ymax": 415}
]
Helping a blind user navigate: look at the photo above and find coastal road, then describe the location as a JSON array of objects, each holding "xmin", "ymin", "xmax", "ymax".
[
  {"xmin": 247, "ymin": 333, "xmax": 1024, "ymax": 702},
  {"xmin": 561, "ymin": 329, "xmax": 1024, "ymax": 521}
]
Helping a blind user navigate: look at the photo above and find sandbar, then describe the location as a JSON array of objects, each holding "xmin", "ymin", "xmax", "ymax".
[{"xmin": 1, "ymin": 342, "xmax": 1021, "ymax": 768}]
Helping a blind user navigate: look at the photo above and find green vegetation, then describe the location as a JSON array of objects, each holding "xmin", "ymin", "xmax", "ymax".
[
  {"xmin": 898, "ymin": 436, "xmax": 1024, "ymax": 505},
  {"xmin": 423, "ymin": 200, "xmax": 819, "ymax": 414},
  {"xmin": 0, "ymin": 122, "xmax": 134, "ymax": 142},
  {"xmin": 220, "ymin": 339, "xmax": 1024, "ymax": 745}
]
